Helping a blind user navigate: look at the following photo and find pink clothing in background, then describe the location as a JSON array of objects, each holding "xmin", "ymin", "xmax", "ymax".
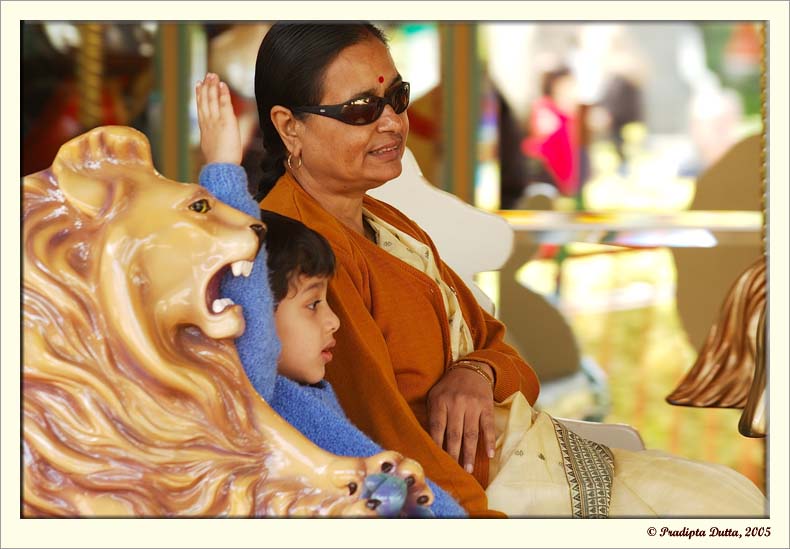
[{"xmin": 522, "ymin": 96, "xmax": 579, "ymax": 197}]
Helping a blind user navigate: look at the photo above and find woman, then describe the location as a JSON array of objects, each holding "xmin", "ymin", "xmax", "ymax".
[
  {"xmin": 200, "ymin": 23, "xmax": 539, "ymax": 516},
  {"xmin": 197, "ymin": 23, "xmax": 764, "ymax": 518}
]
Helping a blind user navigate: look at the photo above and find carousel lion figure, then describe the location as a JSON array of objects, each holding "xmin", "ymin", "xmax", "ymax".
[{"xmin": 22, "ymin": 126, "xmax": 432, "ymax": 517}]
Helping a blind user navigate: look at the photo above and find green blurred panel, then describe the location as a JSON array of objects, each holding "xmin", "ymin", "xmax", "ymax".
[
  {"xmin": 153, "ymin": 23, "xmax": 203, "ymax": 182},
  {"xmin": 440, "ymin": 23, "xmax": 480, "ymax": 202}
]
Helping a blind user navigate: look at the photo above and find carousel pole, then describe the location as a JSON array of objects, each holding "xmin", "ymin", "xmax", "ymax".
[
  {"xmin": 738, "ymin": 22, "xmax": 768, "ymax": 438},
  {"xmin": 76, "ymin": 24, "xmax": 103, "ymax": 130}
]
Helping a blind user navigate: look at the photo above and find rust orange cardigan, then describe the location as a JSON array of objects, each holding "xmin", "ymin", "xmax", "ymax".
[{"xmin": 261, "ymin": 173, "xmax": 540, "ymax": 516}]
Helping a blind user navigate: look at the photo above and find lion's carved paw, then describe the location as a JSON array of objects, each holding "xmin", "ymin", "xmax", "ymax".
[
  {"xmin": 325, "ymin": 451, "xmax": 434, "ymax": 517},
  {"xmin": 362, "ymin": 452, "xmax": 433, "ymax": 517}
]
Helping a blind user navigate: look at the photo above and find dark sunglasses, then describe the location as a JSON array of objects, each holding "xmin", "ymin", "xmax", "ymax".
[{"xmin": 291, "ymin": 81, "xmax": 410, "ymax": 126}]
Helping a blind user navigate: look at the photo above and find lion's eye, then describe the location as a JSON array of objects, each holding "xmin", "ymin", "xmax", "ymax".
[{"xmin": 189, "ymin": 199, "xmax": 211, "ymax": 214}]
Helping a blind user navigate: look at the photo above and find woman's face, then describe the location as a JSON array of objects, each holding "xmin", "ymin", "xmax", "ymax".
[{"xmin": 297, "ymin": 37, "xmax": 409, "ymax": 195}]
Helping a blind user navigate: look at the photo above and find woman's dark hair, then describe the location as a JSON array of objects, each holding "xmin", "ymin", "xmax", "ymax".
[
  {"xmin": 260, "ymin": 210, "xmax": 336, "ymax": 304},
  {"xmin": 254, "ymin": 22, "xmax": 388, "ymax": 200}
]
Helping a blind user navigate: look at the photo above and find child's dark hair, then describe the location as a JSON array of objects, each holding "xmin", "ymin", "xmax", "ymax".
[{"xmin": 260, "ymin": 210, "xmax": 336, "ymax": 304}]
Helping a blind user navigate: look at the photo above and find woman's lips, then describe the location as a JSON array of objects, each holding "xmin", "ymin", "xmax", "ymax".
[{"xmin": 369, "ymin": 141, "xmax": 402, "ymax": 160}]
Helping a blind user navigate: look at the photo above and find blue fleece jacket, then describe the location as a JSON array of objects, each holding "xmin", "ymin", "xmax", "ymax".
[{"xmin": 199, "ymin": 163, "xmax": 466, "ymax": 518}]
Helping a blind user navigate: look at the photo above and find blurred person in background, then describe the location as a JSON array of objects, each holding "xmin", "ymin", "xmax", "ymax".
[{"xmin": 521, "ymin": 66, "xmax": 580, "ymax": 198}]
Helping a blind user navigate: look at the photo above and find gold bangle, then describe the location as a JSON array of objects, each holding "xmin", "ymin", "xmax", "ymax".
[
  {"xmin": 454, "ymin": 359, "xmax": 494, "ymax": 382},
  {"xmin": 449, "ymin": 361, "xmax": 494, "ymax": 388}
]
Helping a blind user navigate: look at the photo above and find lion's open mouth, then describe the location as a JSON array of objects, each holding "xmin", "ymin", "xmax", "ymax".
[{"xmin": 206, "ymin": 260, "xmax": 254, "ymax": 315}]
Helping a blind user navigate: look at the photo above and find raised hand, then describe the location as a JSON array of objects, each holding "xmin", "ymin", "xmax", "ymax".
[{"xmin": 195, "ymin": 73, "xmax": 243, "ymax": 165}]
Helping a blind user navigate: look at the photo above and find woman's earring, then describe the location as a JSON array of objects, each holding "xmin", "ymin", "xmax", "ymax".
[{"xmin": 287, "ymin": 153, "xmax": 303, "ymax": 171}]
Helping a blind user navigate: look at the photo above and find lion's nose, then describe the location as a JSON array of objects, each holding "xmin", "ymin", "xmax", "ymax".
[{"xmin": 250, "ymin": 224, "xmax": 267, "ymax": 247}]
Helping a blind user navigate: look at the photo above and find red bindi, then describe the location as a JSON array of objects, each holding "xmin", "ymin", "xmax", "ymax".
[{"xmin": 378, "ymin": 75, "xmax": 384, "ymax": 83}]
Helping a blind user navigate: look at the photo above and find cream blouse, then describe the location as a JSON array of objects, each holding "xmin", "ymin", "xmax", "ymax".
[{"xmin": 363, "ymin": 207, "xmax": 473, "ymax": 361}]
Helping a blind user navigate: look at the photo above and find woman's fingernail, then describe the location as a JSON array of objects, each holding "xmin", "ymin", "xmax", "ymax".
[
  {"xmin": 465, "ymin": 464, "xmax": 473, "ymax": 474},
  {"xmin": 488, "ymin": 449, "xmax": 495, "ymax": 459}
]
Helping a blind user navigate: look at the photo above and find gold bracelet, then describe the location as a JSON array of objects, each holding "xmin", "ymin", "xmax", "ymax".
[
  {"xmin": 454, "ymin": 359, "xmax": 494, "ymax": 382},
  {"xmin": 448, "ymin": 360, "xmax": 494, "ymax": 388}
]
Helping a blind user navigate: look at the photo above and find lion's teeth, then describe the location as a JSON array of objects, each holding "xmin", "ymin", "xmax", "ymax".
[
  {"xmin": 231, "ymin": 260, "xmax": 254, "ymax": 277},
  {"xmin": 212, "ymin": 298, "xmax": 235, "ymax": 313}
]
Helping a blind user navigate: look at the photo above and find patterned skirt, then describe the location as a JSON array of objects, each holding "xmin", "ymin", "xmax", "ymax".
[{"xmin": 485, "ymin": 393, "xmax": 766, "ymax": 517}]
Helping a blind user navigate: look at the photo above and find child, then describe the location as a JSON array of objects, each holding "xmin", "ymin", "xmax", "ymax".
[{"xmin": 263, "ymin": 210, "xmax": 340, "ymax": 387}]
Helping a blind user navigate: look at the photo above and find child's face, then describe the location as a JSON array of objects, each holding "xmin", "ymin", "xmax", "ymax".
[{"xmin": 275, "ymin": 274, "xmax": 340, "ymax": 384}]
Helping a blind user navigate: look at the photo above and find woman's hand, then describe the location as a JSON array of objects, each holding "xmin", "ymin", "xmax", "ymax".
[
  {"xmin": 427, "ymin": 364, "xmax": 495, "ymax": 474},
  {"xmin": 195, "ymin": 73, "xmax": 243, "ymax": 165}
]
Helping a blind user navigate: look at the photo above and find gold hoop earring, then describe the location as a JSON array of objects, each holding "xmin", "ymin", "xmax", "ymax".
[{"xmin": 287, "ymin": 153, "xmax": 302, "ymax": 171}]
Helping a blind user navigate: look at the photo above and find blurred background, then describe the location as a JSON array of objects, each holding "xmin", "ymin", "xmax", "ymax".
[{"xmin": 21, "ymin": 21, "xmax": 766, "ymax": 491}]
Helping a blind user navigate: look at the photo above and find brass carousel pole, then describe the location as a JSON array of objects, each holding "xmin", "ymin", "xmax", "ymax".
[
  {"xmin": 76, "ymin": 24, "xmax": 104, "ymax": 130},
  {"xmin": 738, "ymin": 22, "xmax": 768, "ymax": 438}
]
